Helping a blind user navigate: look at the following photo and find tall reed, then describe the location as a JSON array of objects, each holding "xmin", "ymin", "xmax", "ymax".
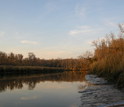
[{"xmin": 90, "ymin": 25, "xmax": 124, "ymax": 88}]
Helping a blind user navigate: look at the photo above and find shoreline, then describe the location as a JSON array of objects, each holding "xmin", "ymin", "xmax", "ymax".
[
  {"xmin": 79, "ymin": 74, "xmax": 124, "ymax": 107},
  {"xmin": 0, "ymin": 65, "xmax": 69, "ymax": 75}
]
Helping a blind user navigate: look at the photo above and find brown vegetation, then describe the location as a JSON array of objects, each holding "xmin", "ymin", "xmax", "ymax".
[
  {"xmin": 90, "ymin": 24, "xmax": 124, "ymax": 88},
  {"xmin": 0, "ymin": 51, "xmax": 91, "ymax": 74}
]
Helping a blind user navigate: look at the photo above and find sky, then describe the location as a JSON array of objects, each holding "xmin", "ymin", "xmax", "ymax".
[{"xmin": 0, "ymin": 0, "xmax": 124, "ymax": 59}]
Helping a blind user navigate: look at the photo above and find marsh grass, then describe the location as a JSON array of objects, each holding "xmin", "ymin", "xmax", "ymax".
[{"xmin": 90, "ymin": 26, "xmax": 124, "ymax": 88}]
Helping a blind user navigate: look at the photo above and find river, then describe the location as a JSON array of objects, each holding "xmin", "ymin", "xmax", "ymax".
[{"xmin": 0, "ymin": 72, "xmax": 123, "ymax": 107}]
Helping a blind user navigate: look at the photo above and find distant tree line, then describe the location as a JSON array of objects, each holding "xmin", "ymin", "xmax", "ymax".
[{"xmin": 0, "ymin": 51, "xmax": 92, "ymax": 71}]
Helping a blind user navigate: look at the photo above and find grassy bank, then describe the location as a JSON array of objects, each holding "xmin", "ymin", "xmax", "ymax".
[
  {"xmin": 0, "ymin": 65, "xmax": 69, "ymax": 75},
  {"xmin": 90, "ymin": 28, "xmax": 124, "ymax": 88}
]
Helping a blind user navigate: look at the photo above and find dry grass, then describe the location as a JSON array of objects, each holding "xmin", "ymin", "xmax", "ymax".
[{"xmin": 90, "ymin": 26, "xmax": 124, "ymax": 88}]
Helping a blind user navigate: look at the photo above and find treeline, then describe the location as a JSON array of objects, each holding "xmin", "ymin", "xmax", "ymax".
[
  {"xmin": 90, "ymin": 24, "xmax": 124, "ymax": 88},
  {"xmin": 0, "ymin": 51, "xmax": 91, "ymax": 72}
]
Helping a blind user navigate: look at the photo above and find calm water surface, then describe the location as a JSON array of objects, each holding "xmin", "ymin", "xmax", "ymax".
[
  {"xmin": 1, "ymin": 72, "xmax": 124, "ymax": 107},
  {"xmin": 0, "ymin": 72, "xmax": 85, "ymax": 107}
]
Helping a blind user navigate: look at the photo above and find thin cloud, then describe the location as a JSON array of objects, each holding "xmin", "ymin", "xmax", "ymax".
[
  {"xmin": 68, "ymin": 26, "xmax": 102, "ymax": 36},
  {"xmin": 0, "ymin": 31, "xmax": 5, "ymax": 37},
  {"xmin": 44, "ymin": 1, "xmax": 57, "ymax": 13},
  {"xmin": 87, "ymin": 40, "xmax": 93, "ymax": 45},
  {"xmin": 75, "ymin": 5, "xmax": 87, "ymax": 18},
  {"xmin": 104, "ymin": 20, "xmax": 117, "ymax": 28},
  {"xmin": 20, "ymin": 40, "xmax": 38, "ymax": 45}
]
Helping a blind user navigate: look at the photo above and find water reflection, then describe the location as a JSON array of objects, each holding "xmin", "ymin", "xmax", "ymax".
[{"xmin": 0, "ymin": 71, "xmax": 86, "ymax": 92}]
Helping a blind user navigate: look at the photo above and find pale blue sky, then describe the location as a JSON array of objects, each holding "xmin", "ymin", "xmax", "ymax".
[{"xmin": 0, "ymin": 0, "xmax": 124, "ymax": 58}]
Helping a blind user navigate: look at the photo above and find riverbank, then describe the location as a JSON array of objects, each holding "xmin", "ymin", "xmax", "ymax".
[
  {"xmin": 79, "ymin": 74, "xmax": 124, "ymax": 107},
  {"xmin": 90, "ymin": 70, "xmax": 124, "ymax": 89},
  {"xmin": 89, "ymin": 30, "xmax": 124, "ymax": 89},
  {"xmin": 0, "ymin": 65, "xmax": 69, "ymax": 75}
]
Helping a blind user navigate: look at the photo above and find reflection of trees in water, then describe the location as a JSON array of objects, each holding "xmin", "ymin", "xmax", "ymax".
[{"xmin": 0, "ymin": 71, "xmax": 86, "ymax": 92}]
